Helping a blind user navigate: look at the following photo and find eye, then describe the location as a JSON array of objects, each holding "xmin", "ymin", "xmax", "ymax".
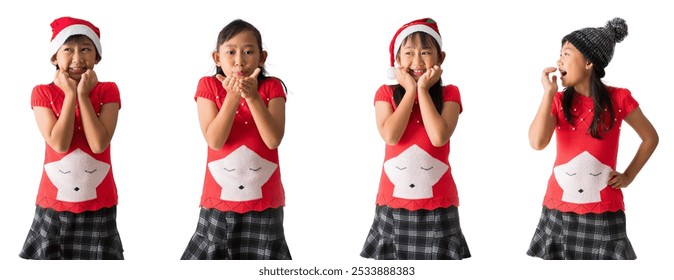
[
  {"xmin": 249, "ymin": 167, "xmax": 261, "ymax": 171},
  {"xmin": 84, "ymin": 169, "xmax": 97, "ymax": 174},
  {"xmin": 224, "ymin": 168, "xmax": 236, "ymax": 172},
  {"xmin": 81, "ymin": 47, "xmax": 92, "ymax": 52},
  {"xmin": 420, "ymin": 166, "xmax": 434, "ymax": 171},
  {"xmin": 589, "ymin": 172, "xmax": 602, "ymax": 177},
  {"xmin": 244, "ymin": 50, "xmax": 254, "ymax": 55},
  {"xmin": 59, "ymin": 170, "xmax": 71, "ymax": 174},
  {"xmin": 225, "ymin": 50, "xmax": 235, "ymax": 55},
  {"xmin": 396, "ymin": 166, "xmax": 407, "ymax": 170},
  {"xmin": 565, "ymin": 172, "xmax": 576, "ymax": 176}
]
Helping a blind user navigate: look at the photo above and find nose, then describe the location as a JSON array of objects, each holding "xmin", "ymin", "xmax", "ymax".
[
  {"xmin": 234, "ymin": 53, "xmax": 244, "ymax": 66},
  {"xmin": 556, "ymin": 56, "xmax": 562, "ymax": 67}
]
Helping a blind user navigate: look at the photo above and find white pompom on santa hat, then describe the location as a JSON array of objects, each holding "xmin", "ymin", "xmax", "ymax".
[
  {"xmin": 49, "ymin": 17, "xmax": 102, "ymax": 58},
  {"xmin": 387, "ymin": 18, "xmax": 442, "ymax": 79}
]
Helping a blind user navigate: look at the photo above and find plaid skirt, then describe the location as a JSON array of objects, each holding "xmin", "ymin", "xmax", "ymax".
[
  {"xmin": 181, "ymin": 207, "xmax": 291, "ymax": 260},
  {"xmin": 19, "ymin": 206, "xmax": 124, "ymax": 260},
  {"xmin": 360, "ymin": 205, "xmax": 471, "ymax": 260},
  {"xmin": 526, "ymin": 206, "xmax": 636, "ymax": 260}
]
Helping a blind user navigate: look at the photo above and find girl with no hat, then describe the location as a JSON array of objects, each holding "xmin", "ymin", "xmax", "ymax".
[
  {"xmin": 180, "ymin": 19, "xmax": 291, "ymax": 260},
  {"xmin": 360, "ymin": 18, "xmax": 471, "ymax": 260},
  {"xmin": 20, "ymin": 17, "xmax": 124, "ymax": 259},
  {"xmin": 527, "ymin": 18, "xmax": 658, "ymax": 260}
]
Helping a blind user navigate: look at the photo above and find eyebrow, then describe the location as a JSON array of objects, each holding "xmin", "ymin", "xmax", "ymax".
[{"xmin": 223, "ymin": 44, "xmax": 256, "ymax": 48}]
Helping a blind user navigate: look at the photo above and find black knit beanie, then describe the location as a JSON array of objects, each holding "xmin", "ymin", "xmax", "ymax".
[{"xmin": 562, "ymin": 18, "xmax": 628, "ymax": 78}]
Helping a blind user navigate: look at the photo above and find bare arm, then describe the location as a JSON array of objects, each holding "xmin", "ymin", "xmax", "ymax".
[
  {"xmin": 35, "ymin": 70, "xmax": 79, "ymax": 153},
  {"xmin": 417, "ymin": 65, "xmax": 459, "ymax": 146},
  {"xmin": 245, "ymin": 96, "xmax": 285, "ymax": 149},
  {"xmin": 607, "ymin": 107, "xmax": 659, "ymax": 188},
  {"xmin": 76, "ymin": 70, "xmax": 119, "ymax": 154},
  {"xmin": 375, "ymin": 67, "xmax": 417, "ymax": 145},
  {"xmin": 529, "ymin": 67, "xmax": 559, "ymax": 150}
]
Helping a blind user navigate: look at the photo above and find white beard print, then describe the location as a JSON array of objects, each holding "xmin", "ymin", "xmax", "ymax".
[
  {"xmin": 384, "ymin": 145, "xmax": 449, "ymax": 199},
  {"xmin": 208, "ymin": 145, "xmax": 278, "ymax": 202},
  {"xmin": 553, "ymin": 151, "xmax": 613, "ymax": 204},
  {"xmin": 43, "ymin": 148, "xmax": 110, "ymax": 202}
]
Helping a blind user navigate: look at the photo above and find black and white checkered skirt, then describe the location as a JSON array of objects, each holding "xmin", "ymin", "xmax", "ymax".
[
  {"xmin": 360, "ymin": 205, "xmax": 471, "ymax": 260},
  {"xmin": 19, "ymin": 206, "xmax": 124, "ymax": 260},
  {"xmin": 181, "ymin": 207, "xmax": 291, "ymax": 260},
  {"xmin": 527, "ymin": 206, "xmax": 636, "ymax": 260}
]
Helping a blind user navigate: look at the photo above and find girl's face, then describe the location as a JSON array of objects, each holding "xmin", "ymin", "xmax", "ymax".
[
  {"xmin": 212, "ymin": 31, "xmax": 267, "ymax": 78},
  {"xmin": 557, "ymin": 41, "xmax": 592, "ymax": 88},
  {"xmin": 51, "ymin": 37, "xmax": 99, "ymax": 81},
  {"xmin": 396, "ymin": 33, "xmax": 445, "ymax": 81}
]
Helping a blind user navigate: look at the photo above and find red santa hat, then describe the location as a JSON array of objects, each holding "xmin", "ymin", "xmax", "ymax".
[
  {"xmin": 49, "ymin": 17, "xmax": 102, "ymax": 57},
  {"xmin": 388, "ymin": 18, "xmax": 442, "ymax": 79}
]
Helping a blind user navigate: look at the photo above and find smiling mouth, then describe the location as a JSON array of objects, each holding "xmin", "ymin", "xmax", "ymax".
[
  {"xmin": 409, "ymin": 69, "xmax": 426, "ymax": 76},
  {"xmin": 69, "ymin": 67, "xmax": 87, "ymax": 74}
]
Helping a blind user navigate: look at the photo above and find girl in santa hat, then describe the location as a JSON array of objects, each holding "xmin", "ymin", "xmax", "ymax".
[
  {"xmin": 360, "ymin": 18, "xmax": 471, "ymax": 260},
  {"xmin": 527, "ymin": 17, "xmax": 658, "ymax": 259},
  {"xmin": 180, "ymin": 19, "xmax": 291, "ymax": 260},
  {"xmin": 19, "ymin": 17, "xmax": 124, "ymax": 259}
]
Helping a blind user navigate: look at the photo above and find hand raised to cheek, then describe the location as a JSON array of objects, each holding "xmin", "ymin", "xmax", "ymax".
[
  {"xmin": 77, "ymin": 69, "xmax": 98, "ymax": 99},
  {"xmin": 418, "ymin": 65, "xmax": 442, "ymax": 91},
  {"xmin": 395, "ymin": 67, "xmax": 417, "ymax": 93},
  {"xmin": 216, "ymin": 74, "xmax": 242, "ymax": 98},
  {"xmin": 54, "ymin": 69, "xmax": 77, "ymax": 97}
]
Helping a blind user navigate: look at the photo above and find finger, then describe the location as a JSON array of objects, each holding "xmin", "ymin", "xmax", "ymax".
[
  {"xmin": 551, "ymin": 75, "xmax": 557, "ymax": 84},
  {"xmin": 542, "ymin": 67, "xmax": 557, "ymax": 75},
  {"xmin": 249, "ymin": 68, "xmax": 261, "ymax": 78}
]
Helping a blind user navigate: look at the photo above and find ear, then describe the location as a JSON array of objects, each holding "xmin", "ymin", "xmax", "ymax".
[
  {"xmin": 211, "ymin": 51, "xmax": 220, "ymax": 67},
  {"xmin": 51, "ymin": 54, "xmax": 58, "ymax": 66},
  {"xmin": 258, "ymin": 50, "xmax": 268, "ymax": 67},
  {"xmin": 438, "ymin": 51, "xmax": 446, "ymax": 65},
  {"xmin": 585, "ymin": 60, "xmax": 593, "ymax": 70}
]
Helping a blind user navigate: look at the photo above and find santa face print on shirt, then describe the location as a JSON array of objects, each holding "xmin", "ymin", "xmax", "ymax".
[
  {"xmin": 384, "ymin": 145, "xmax": 449, "ymax": 199},
  {"xmin": 554, "ymin": 151, "xmax": 613, "ymax": 204},
  {"xmin": 43, "ymin": 148, "xmax": 111, "ymax": 202},
  {"xmin": 208, "ymin": 145, "xmax": 278, "ymax": 202}
]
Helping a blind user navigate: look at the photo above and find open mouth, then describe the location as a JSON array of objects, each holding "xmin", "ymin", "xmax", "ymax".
[
  {"xmin": 559, "ymin": 69, "xmax": 567, "ymax": 77},
  {"xmin": 69, "ymin": 67, "xmax": 87, "ymax": 75},
  {"xmin": 409, "ymin": 69, "xmax": 426, "ymax": 76}
]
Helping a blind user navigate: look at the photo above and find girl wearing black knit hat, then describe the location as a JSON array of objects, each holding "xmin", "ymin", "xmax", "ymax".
[{"xmin": 526, "ymin": 18, "xmax": 659, "ymax": 259}]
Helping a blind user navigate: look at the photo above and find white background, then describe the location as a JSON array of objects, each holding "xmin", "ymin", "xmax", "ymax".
[{"xmin": 0, "ymin": 0, "xmax": 671, "ymax": 279}]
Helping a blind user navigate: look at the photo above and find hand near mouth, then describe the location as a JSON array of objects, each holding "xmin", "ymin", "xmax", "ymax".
[
  {"xmin": 418, "ymin": 65, "xmax": 442, "ymax": 92},
  {"xmin": 541, "ymin": 67, "xmax": 558, "ymax": 95},
  {"xmin": 77, "ymin": 69, "xmax": 98, "ymax": 99},
  {"xmin": 54, "ymin": 69, "xmax": 78, "ymax": 97},
  {"xmin": 395, "ymin": 66, "xmax": 417, "ymax": 94},
  {"xmin": 239, "ymin": 68, "xmax": 261, "ymax": 99},
  {"xmin": 216, "ymin": 74, "xmax": 242, "ymax": 98}
]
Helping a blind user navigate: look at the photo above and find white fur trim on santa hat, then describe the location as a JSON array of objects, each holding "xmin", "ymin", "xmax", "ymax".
[{"xmin": 49, "ymin": 24, "xmax": 102, "ymax": 56}]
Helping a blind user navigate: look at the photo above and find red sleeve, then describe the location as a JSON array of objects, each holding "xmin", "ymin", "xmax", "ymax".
[
  {"xmin": 374, "ymin": 84, "xmax": 393, "ymax": 105},
  {"xmin": 442, "ymin": 84, "xmax": 463, "ymax": 113},
  {"xmin": 31, "ymin": 84, "xmax": 53, "ymax": 109},
  {"xmin": 99, "ymin": 82, "xmax": 121, "ymax": 109},
  {"xmin": 614, "ymin": 87, "xmax": 639, "ymax": 119},
  {"xmin": 261, "ymin": 78, "xmax": 287, "ymax": 101},
  {"xmin": 194, "ymin": 76, "xmax": 218, "ymax": 102}
]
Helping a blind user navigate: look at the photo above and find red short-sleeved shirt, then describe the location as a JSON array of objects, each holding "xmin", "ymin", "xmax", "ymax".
[
  {"xmin": 195, "ymin": 76, "xmax": 287, "ymax": 213},
  {"xmin": 374, "ymin": 84, "xmax": 463, "ymax": 211},
  {"xmin": 543, "ymin": 87, "xmax": 639, "ymax": 214},
  {"xmin": 32, "ymin": 82, "xmax": 121, "ymax": 213}
]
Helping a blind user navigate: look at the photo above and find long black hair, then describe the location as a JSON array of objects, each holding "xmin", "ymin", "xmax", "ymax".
[
  {"xmin": 561, "ymin": 65, "xmax": 615, "ymax": 139},
  {"xmin": 213, "ymin": 19, "xmax": 286, "ymax": 91},
  {"xmin": 392, "ymin": 32, "xmax": 443, "ymax": 114}
]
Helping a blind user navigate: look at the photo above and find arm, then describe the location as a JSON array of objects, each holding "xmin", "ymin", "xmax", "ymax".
[
  {"xmin": 375, "ymin": 67, "xmax": 417, "ymax": 145},
  {"xmin": 76, "ymin": 70, "xmax": 118, "ymax": 154},
  {"xmin": 417, "ymin": 65, "xmax": 459, "ymax": 146},
  {"xmin": 197, "ymin": 74, "xmax": 241, "ymax": 150},
  {"xmin": 245, "ymin": 96, "xmax": 285, "ymax": 149},
  {"xmin": 237, "ymin": 68, "xmax": 285, "ymax": 149},
  {"xmin": 529, "ymin": 67, "xmax": 559, "ymax": 150},
  {"xmin": 35, "ymin": 70, "xmax": 78, "ymax": 153},
  {"xmin": 607, "ymin": 107, "xmax": 659, "ymax": 188}
]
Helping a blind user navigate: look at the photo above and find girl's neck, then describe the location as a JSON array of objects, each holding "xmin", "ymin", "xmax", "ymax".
[{"xmin": 573, "ymin": 80, "xmax": 591, "ymax": 97}]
